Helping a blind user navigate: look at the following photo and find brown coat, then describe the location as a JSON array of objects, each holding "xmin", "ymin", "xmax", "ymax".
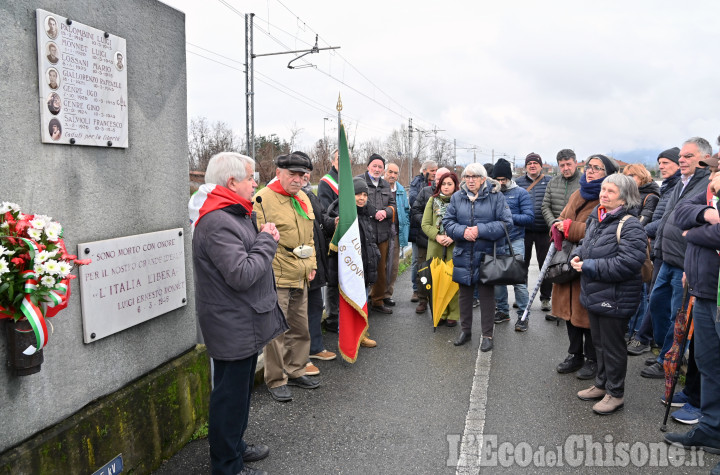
[{"xmin": 550, "ymin": 189, "xmax": 598, "ymax": 329}]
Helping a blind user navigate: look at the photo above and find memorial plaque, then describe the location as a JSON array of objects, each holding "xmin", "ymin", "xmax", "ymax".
[
  {"xmin": 78, "ymin": 229, "xmax": 187, "ymax": 343},
  {"xmin": 36, "ymin": 9, "xmax": 128, "ymax": 147}
]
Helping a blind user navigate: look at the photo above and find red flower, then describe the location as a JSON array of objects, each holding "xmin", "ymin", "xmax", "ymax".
[
  {"xmin": 73, "ymin": 259, "xmax": 92, "ymax": 266},
  {"xmin": 10, "ymin": 257, "xmax": 25, "ymax": 266}
]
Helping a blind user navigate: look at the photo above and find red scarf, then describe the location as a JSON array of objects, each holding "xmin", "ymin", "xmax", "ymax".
[{"xmin": 267, "ymin": 180, "xmax": 310, "ymax": 219}]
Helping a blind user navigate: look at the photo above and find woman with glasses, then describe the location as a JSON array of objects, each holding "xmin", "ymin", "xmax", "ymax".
[
  {"xmin": 422, "ymin": 171, "xmax": 461, "ymax": 326},
  {"xmin": 552, "ymin": 155, "xmax": 618, "ymax": 380},
  {"xmin": 442, "ymin": 163, "xmax": 512, "ymax": 351}
]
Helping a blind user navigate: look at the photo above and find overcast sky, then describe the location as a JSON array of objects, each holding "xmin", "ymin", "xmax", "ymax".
[{"xmin": 161, "ymin": 0, "xmax": 720, "ymax": 166}]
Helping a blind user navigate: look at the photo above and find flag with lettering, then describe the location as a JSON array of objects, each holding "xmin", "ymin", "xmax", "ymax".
[{"xmin": 330, "ymin": 122, "xmax": 368, "ymax": 363}]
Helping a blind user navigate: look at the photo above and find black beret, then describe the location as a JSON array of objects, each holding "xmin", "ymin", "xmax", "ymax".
[{"xmin": 276, "ymin": 152, "xmax": 313, "ymax": 173}]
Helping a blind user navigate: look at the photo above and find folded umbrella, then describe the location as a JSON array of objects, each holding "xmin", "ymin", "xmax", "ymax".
[
  {"xmin": 430, "ymin": 257, "xmax": 459, "ymax": 330},
  {"xmin": 520, "ymin": 227, "xmax": 563, "ymax": 322},
  {"xmin": 661, "ymin": 289, "xmax": 694, "ymax": 431}
]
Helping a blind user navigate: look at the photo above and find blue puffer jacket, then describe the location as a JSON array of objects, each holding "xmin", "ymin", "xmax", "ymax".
[
  {"xmin": 515, "ymin": 173, "xmax": 551, "ymax": 232},
  {"xmin": 501, "ymin": 180, "xmax": 534, "ymax": 242},
  {"xmin": 574, "ymin": 206, "xmax": 647, "ymax": 318},
  {"xmin": 395, "ymin": 183, "xmax": 410, "ymax": 247},
  {"xmin": 443, "ymin": 182, "xmax": 513, "ymax": 286},
  {"xmin": 674, "ymin": 190, "xmax": 720, "ymax": 300}
]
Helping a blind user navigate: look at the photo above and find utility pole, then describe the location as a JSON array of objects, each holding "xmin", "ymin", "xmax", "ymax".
[
  {"xmin": 453, "ymin": 139, "xmax": 457, "ymax": 170},
  {"xmin": 245, "ymin": 13, "xmax": 339, "ymax": 160},
  {"xmin": 407, "ymin": 118, "xmax": 413, "ymax": 185}
]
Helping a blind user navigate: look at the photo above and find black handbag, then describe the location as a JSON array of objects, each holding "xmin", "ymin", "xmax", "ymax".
[
  {"xmin": 545, "ymin": 239, "xmax": 579, "ymax": 284},
  {"xmin": 478, "ymin": 224, "xmax": 526, "ymax": 285}
]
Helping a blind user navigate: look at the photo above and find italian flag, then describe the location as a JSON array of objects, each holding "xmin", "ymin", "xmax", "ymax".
[{"xmin": 330, "ymin": 122, "xmax": 368, "ymax": 363}]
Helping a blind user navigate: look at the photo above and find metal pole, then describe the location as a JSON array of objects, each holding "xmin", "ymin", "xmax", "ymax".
[
  {"xmin": 245, "ymin": 14, "xmax": 250, "ymax": 156},
  {"xmin": 249, "ymin": 13, "xmax": 255, "ymax": 161},
  {"xmin": 408, "ymin": 118, "xmax": 413, "ymax": 185},
  {"xmin": 245, "ymin": 13, "xmax": 255, "ymax": 159},
  {"xmin": 453, "ymin": 139, "xmax": 457, "ymax": 170}
]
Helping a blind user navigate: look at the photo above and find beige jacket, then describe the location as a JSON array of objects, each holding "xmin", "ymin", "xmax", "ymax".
[{"xmin": 254, "ymin": 187, "xmax": 316, "ymax": 289}]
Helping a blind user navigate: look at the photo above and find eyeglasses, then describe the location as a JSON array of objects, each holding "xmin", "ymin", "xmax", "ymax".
[
  {"xmin": 587, "ymin": 165, "xmax": 605, "ymax": 172},
  {"xmin": 464, "ymin": 175, "xmax": 482, "ymax": 180}
]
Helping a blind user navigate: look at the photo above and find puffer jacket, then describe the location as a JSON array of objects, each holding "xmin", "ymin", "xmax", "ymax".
[
  {"xmin": 500, "ymin": 180, "xmax": 534, "ymax": 242},
  {"xmin": 358, "ymin": 172, "xmax": 396, "ymax": 244},
  {"xmin": 410, "ymin": 185, "xmax": 433, "ymax": 248},
  {"xmin": 326, "ymin": 199, "xmax": 380, "ymax": 287},
  {"xmin": 541, "ymin": 169, "xmax": 581, "ymax": 227},
  {"xmin": 654, "ymin": 167, "xmax": 711, "ymax": 268},
  {"xmin": 574, "ymin": 206, "xmax": 647, "ymax": 318},
  {"xmin": 395, "ymin": 183, "xmax": 411, "ymax": 247},
  {"xmin": 646, "ymin": 171, "xmax": 681, "ymax": 239},
  {"xmin": 674, "ymin": 190, "xmax": 720, "ymax": 300},
  {"xmin": 516, "ymin": 173, "xmax": 551, "ymax": 232},
  {"xmin": 409, "ymin": 173, "xmax": 431, "ymax": 207},
  {"xmin": 442, "ymin": 182, "xmax": 513, "ymax": 286},
  {"xmin": 191, "ymin": 203, "xmax": 288, "ymax": 360},
  {"xmin": 253, "ymin": 186, "xmax": 317, "ymax": 288},
  {"xmin": 637, "ymin": 181, "xmax": 660, "ymax": 225}
]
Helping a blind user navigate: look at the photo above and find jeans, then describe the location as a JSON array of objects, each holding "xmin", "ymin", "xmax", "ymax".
[
  {"xmin": 494, "ymin": 238, "xmax": 529, "ymax": 316},
  {"xmin": 692, "ymin": 297, "xmax": 720, "ymax": 439},
  {"xmin": 524, "ymin": 230, "xmax": 552, "ymax": 300},
  {"xmin": 308, "ymin": 286, "xmax": 325, "ymax": 355},
  {"xmin": 648, "ymin": 262, "xmax": 684, "ymax": 364},
  {"xmin": 627, "ymin": 283, "xmax": 648, "ymax": 336}
]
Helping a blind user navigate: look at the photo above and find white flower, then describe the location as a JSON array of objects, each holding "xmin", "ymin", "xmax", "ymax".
[
  {"xmin": 43, "ymin": 260, "xmax": 61, "ymax": 275},
  {"xmin": 0, "ymin": 245, "xmax": 11, "ymax": 257},
  {"xmin": 41, "ymin": 275, "xmax": 56, "ymax": 287},
  {"xmin": 0, "ymin": 202, "xmax": 20, "ymax": 213},
  {"xmin": 30, "ymin": 217, "xmax": 48, "ymax": 229},
  {"xmin": 36, "ymin": 250, "xmax": 54, "ymax": 262},
  {"xmin": 44, "ymin": 222, "xmax": 62, "ymax": 241},
  {"xmin": 33, "ymin": 263, "xmax": 45, "ymax": 275},
  {"xmin": 26, "ymin": 227, "xmax": 43, "ymax": 240},
  {"xmin": 57, "ymin": 261, "xmax": 72, "ymax": 277},
  {"xmin": 16, "ymin": 213, "xmax": 25, "ymax": 220},
  {"xmin": 35, "ymin": 214, "xmax": 52, "ymax": 223},
  {"xmin": 0, "ymin": 258, "xmax": 9, "ymax": 275},
  {"xmin": 0, "ymin": 222, "xmax": 9, "ymax": 230}
]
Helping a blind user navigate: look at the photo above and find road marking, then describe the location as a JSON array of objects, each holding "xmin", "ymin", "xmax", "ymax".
[{"xmin": 456, "ymin": 346, "xmax": 492, "ymax": 474}]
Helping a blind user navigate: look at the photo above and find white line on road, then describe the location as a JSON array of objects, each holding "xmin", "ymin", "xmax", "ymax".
[{"xmin": 456, "ymin": 346, "xmax": 492, "ymax": 474}]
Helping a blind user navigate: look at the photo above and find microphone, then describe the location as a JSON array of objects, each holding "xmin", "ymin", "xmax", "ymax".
[{"xmin": 255, "ymin": 196, "xmax": 267, "ymax": 222}]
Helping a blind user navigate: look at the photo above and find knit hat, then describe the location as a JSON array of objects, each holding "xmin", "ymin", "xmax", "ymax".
[
  {"xmin": 492, "ymin": 158, "xmax": 513, "ymax": 180},
  {"xmin": 589, "ymin": 154, "xmax": 618, "ymax": 175},
  {"xmin": 353, "ymin": 176, "xmax": 369, "ymax": 195},
  {"xmin": 525, "ymin": 153, "xmax": 542, "ymax": 166},
  {"xmin": 367, "ymin": 153, "xmax": 385, "ymax": 166},
  {"xmin": 657, "ymin": 147, "xmax": 680, "ymax": 165},
  {"xmin": 483, "ymin": 162, "xmax": 494, "ymax": 177}
]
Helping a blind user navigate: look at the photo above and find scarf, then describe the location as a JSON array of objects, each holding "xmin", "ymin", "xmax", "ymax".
[
  {"xmin": 660, "ymin": 170, "xmax": 681, "ymax": 196},
  {"xmin": 579, "ymin": 173, "xmax": 606, "ymax": 201},
  {"xmin": 267, "ymin": 180, "xmax": 310, "ymax": 219},
  {"xmin": 188, "ymin": 184, "xmax": 253, "ymax": 231},
  {"xmin": 432, "ymin": 194, "xmax": 452, "ymax": 233}
]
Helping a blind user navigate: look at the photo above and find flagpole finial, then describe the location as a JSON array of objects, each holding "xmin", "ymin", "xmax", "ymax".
[{"xmin": 336, "ymin": 93, "xmax": 343, "ymax": 112}]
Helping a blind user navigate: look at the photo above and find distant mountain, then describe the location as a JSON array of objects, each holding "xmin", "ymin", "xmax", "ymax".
[{"xmin": 610, "ymin": 148, "xmax": 661, "ymax": 167}]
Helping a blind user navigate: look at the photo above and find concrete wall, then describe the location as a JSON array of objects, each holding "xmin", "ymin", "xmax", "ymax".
[{"xmin": 0, "ymin": 0, "xmax": 195, "ymax": 452}]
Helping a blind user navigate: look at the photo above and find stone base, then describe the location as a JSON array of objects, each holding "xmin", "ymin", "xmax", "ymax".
[{"xmin": 0, "ymin": 345, "xmax": 211, "ymax": 474}]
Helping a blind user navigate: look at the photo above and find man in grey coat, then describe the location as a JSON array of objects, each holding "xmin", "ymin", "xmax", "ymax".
[{"xmin": 190, "ymin": 152, "xmax": 287, "ymax": 475}]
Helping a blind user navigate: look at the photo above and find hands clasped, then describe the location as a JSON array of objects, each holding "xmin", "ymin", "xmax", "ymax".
[{"xmin": 260, "ymin": 223, "xmax": 280, "ymax": 242}]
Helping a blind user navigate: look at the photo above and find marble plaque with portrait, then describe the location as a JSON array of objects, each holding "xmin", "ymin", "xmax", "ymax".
[{"xmin": 36, "ymin": 9, "xmax": 129, "ymax": 147}]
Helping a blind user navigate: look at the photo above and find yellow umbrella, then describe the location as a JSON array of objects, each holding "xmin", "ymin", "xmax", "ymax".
[{"xmin": 430, "ymin": 257, "xmax": 459, "ymax": 328}]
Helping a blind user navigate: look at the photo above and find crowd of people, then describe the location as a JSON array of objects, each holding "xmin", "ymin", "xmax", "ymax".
[{"xmin": 189, "ymin": 136, "xmax": 720, "ymax": 474}]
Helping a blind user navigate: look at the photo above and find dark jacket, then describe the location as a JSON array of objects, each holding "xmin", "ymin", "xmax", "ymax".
[
  {"xmin": 541, "ymin": 169, "xmax": 582, "ymax": 227},
  {"xmin": 358, "ymin": 172, "xmax": 396, "ymax": 244},
  {"xmin": 192, "ymin": 205, "xmax": 288, "ymax": 360},
  {"xmin": 654, "ymin": 167, "xmax": 711, "ymax": 268},
  {"xmin": 645, "ymin": 171, "xmax": 681, "ymax": 239},
  {"xmin": 674, "ymin": 190, "xmax": 720, "ymax": 300},
  {"xmin": 410, "ymin": 185, "xmax": 433, "ymax": 247},
  {"xmin": 500, "ymin": 180, "xmax": 534, "ymax": 242},
  {"xmin": 326, "ymin": 199, "xmax": 380, "ymax": 287},
  {"xmin": 442, "ymin": 182, "xmax": 513, "ymax": 286},
  {"xmin": 304, "ymin": 185, "xmax": 334, "ymax": 290},
  {"xmin": 575, "ymin": 206, "xmax": 647, "ymax": 318},
  {"xmin": 515, "ymin": 173, "xmax": 551, "ymax": 232},
  {"xmin": 637, "ymin": 181, "xmax": 660, "ymax": 225},
  {"xmin": 318, "ymin": 166, "xmax": 339, "ymax": 210},
  {"xmin": 409, "ymin": 173, "xmax": 432, "ymax": 207}
]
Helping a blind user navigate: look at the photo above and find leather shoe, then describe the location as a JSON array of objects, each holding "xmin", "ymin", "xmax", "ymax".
[
  {"xmin": 287, "ymin": 375, "xmax": 320, "ymax": 389},
  {"xmin": 480, "ymin": 337, "xmax": 493, "ymax": 352},
  {"xmin": 242, "ymin": 444, "xmax": 270, "ymax": 462},
  {"xmin": 383, "ymin": 298, "xmax": 396, "ymax": 306},
  {"xmin": 268, "ymin": 385, "xmax": 292, "ymax": 402},
  {"xmin": 454, "ymin": 331, "xmax": 471, "ymax": 346},
  {"xmin": 545, "ymin": 314, "xmax": 558, "ymax": 322},
  {"xmin": 237, "ymin": 466, "xmax": 267, "ymax": 475},
  {"xmin": 415, "ymin": 300, "xmax": 428, "ymax": 313},
  {"xmin": 576, "ymin": 360, "xmax": 597, "ymax": 380},
  {"xmin": 664, "ymin": 427, "xmax": 720, "ymax": 454},
  {"xmin": 371, "ymin": 304, "xmax": 393, "ymax": 314},
  {"xmin": 446, "ymin": 320, "xmax": 457, "ymax": 327},
  {"xmin": 641, "ymin": 362, "xmax": 665, "ymax": 379},
  {"xmin": 411, "ymin": 292, "xmax": 420, "ymax": 302},
  {"xmin": 556, "ymin": 354, "xmax": 584, "ymax": 374},
  {"xmin": 645, "ymin": 355, "xmax": 658, "ymax": 366}
]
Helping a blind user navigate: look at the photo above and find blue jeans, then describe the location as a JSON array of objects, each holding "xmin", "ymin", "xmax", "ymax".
[
  {"xmin": 648, "ymin": 262, "xmax": 684, "ymax": 364},
  {"xmin": 627, "ymin": 283, "xmax": 648, "ymax": 336},
  {"xmin": 494, "ymin": 239, "xmax": 529, "ymax": 316},
  {"xmin": 692, "ymin": 297, "xmax": 720, "ymax": 439},
  {"xmin": 308, "ymin": 286, "xmax": 325, "ymax": 355}
]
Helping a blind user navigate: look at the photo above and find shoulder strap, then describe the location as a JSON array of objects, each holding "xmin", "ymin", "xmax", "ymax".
[
  {"xmin": 526, "ymin": 174, "xmax": 545, "ymax": 192},
  {"xmin": 616, "ymin": 215, "xmax": 632, "ymax": 243}
]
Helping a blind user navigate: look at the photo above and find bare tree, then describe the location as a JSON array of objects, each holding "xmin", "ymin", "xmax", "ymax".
[{"xmin": 188, "ymin": 117, "xmax": 243, "ymax": 172}]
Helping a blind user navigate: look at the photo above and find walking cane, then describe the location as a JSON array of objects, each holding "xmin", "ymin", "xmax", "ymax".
[{"xmin": 660, "ymin": 294, "xmax": 694, "ymax": 432}]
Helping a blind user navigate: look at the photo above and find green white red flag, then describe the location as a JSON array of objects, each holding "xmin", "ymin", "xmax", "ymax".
[{"xmin": 330, "ymin": 122, "xmax": 368, "ymax": 363}]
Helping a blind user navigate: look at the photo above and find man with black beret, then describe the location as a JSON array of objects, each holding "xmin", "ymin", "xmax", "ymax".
[
  {"xmin": 358, "ymin": 153, "xmax": 397, "ymax": 314},
  {"xmin": 254, "ymin": 151, "xmax": 320, "ymax": 402}
]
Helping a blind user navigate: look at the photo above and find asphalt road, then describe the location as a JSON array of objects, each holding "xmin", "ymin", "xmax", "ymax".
[{"xmin": 155, "ymin": 250, "xmax": 719, "ymax": 474}]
